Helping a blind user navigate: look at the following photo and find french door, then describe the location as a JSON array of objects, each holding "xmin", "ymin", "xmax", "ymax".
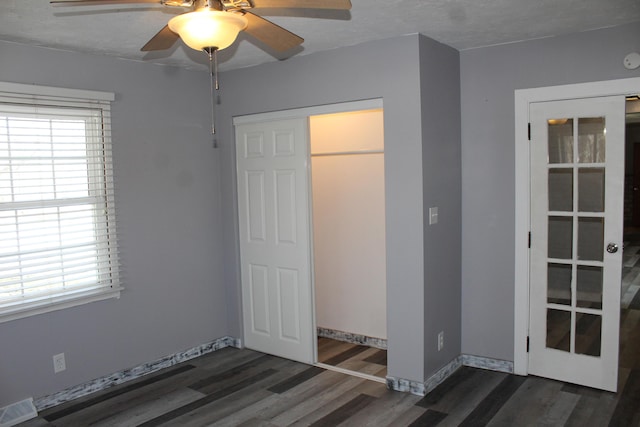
[
  {"xmin": 528, "ymin": 96, "xmax": 625, "ymax": 392},
  {"xmin": 235, "ymin": 117, "xmax": 314, "ymax": 364}
]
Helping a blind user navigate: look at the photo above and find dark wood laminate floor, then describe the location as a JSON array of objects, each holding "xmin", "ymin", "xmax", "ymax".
[
  {"xmin": 18, "ymin": 305, "xmax": 640, "ymax": 427},
  {"xmin": 317, "ymin": 337, "xmax": 387, "ymax": 379},
  {"xmin": 622, "ymin": 239, "xmax": 640, "ymax": 310},
  {"xmin": 17, "ymin": 243, "xmax": 640, "ymax": 426}
]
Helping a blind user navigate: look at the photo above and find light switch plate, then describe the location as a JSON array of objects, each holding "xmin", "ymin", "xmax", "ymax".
[{"xmin": 429, "ymin": 207, "xmax": 438, "ymax": 225}]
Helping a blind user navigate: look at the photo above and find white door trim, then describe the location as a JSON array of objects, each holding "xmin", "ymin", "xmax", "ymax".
[
  {"xmin": 233, "ymin": 99, "xmax": 383, "ymax": 125},
  {"xmin": 514, "ymin": 77, "xmax": 640, "ymax": 376}
]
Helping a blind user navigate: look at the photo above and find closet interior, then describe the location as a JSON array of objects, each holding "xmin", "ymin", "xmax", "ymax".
[{"xmin": 310, "ymin": 109, "xmax": 388, "ymax": 378}]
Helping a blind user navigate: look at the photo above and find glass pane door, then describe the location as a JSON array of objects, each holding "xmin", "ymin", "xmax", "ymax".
[
  {"xmin": 545, "ymin": 117, "xmax": 605, "ymax": 357},
  {"xmin": 529, "ymin": 96, "xmax": 625, "ymax": 392}
]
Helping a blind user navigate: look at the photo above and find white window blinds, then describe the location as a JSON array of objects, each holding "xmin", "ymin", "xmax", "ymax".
[{"xmin": 0, "ymin": 82, "xmax": 121, "ymax": 322}]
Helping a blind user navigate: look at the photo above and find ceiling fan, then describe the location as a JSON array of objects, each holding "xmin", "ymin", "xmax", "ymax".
[
  {"xmin": 50, "ymin": 0, "xmax": 351, "ymax": 141},
  {"xmin": 50, "ymin": 0, "xmax": 353, "ymax": 54}
]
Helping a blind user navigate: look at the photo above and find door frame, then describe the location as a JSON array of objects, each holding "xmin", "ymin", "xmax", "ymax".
[
  {"xmin": 233, "ymin": 98, "xmax": 385, "ymax": 364},
  {"xmin": 514, "ymin": 77, "xmax": 640, "ymax": 376}
]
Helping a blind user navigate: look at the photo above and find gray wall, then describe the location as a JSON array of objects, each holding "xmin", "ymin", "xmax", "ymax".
[
  {"xmin": 419, "ymin": 35, "xmax": 462, "ymax": 376},
  {"xmin": 460, "ymin": 22, "xmax": 640, "ymax": 361},
  {"xmin": 6, "ymin": 18, "xmax": 631, "ymax": 406},
  {"xmin": 217, "ymin": 33, "xmax": 462, "ymax": 383},
  {"xmin": 0, "ymin": 31, "xmax": 461, "ymax": 406},
  {"xmin": 217, "ymin": 35, "xmax": 431, "ymax": 382},
  {"xmin": 0, "ymin": 41, "xmax": 228, "ymax": 406}
]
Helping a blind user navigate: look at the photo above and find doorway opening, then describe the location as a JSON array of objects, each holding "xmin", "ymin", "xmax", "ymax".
[
  {"xmin": 309, "ymin": 109, "xmax": 388, "ymax": 381},
  {"xmin": 513, "ymin": 77, "xmax": 640, "ymax": 389},
  {"xmin": 234, "ymin": 99, "xmax": 388, "ymax": 380},
  {"xmin": 620, "ymin": 96, "xmax": 640, "ymax": 387}
]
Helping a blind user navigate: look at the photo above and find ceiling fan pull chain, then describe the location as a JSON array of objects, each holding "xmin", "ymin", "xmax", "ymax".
[
  {"xmin": 214, "ymin": 47, "xmax": 219, "ymax": 91},
  {"xmin": 213, "ymin": 49, "xmax": 220, "ymax": 147},
  {"xmin": 207, "ymin": 47, "xmax": 218, "ymax": 147}
]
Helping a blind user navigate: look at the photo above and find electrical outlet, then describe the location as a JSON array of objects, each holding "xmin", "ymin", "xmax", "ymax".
[
  {"xmin": 53, "ymin": 353, "xmax": 66, "ymax": 373},
  {"xmin": 437, "ymin": 331, "xmax": 444, "ymax": 351}
]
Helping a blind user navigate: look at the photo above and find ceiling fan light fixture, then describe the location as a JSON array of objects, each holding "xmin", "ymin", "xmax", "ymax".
[{"xmin": 168, "ymin": 10, "xmax": 248, "ymax": 51}]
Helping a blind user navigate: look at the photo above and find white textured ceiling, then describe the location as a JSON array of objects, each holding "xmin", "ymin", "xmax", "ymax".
[{"xmin": 1, "ymin": 0, "xmax": 639, "ymax": 71}]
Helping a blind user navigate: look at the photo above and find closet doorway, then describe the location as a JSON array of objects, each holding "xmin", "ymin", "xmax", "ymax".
[
  {"xmin": 310, "ymin": 109, "xmax": 388, "ymax": 380},
  {"xmin": 234, "ymin": 100, "xmax": 387, "ymax": 379}
]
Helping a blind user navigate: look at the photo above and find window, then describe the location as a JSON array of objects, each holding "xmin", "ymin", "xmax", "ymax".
[{"xmin": 0, "ymin": 82, "xmax": 121, "ymax": 322}]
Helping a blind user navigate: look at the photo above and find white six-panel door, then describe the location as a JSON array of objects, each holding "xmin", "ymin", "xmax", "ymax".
[
  {"xmin": 528, "ymin": 96, "xmax": 625, "ymax": 391},
  {"xmin": 235, "ymin": 117, "xmax": 314, "ymax": 364}
]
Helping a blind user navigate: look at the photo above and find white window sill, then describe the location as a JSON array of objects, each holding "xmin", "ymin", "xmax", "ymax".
[{"xmin": 0, "ymin": 287, "xmax": 123, "ymax": 324}]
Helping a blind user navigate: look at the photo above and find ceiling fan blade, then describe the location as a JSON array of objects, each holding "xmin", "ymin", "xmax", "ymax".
[
  {"xmin": 249, "ymin": 0, "xmax": 351, "ymax": 9},
  {"xmin": 51, "ymin": 0, "xmax": 161, "ymax": 5},
  {"xmin": 243, "ymin": 12, "xmax": 304, "ymax": 52},
  {"xmin": 141, "ymin": 25, "xmax": 180, "ymax": 51}
]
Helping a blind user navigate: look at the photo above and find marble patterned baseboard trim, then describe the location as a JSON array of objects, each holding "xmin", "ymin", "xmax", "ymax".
[
  {"xmin": 461, "ymin": 354, "xmax": 514, "ymax": 373},
  {"xmin": 386, "ymin": 355, "xmax": 463, "ymax": 397},
  {"xmin": 317, "ymin": 327, "xmax": 387, "ymax": 350},
  {"xmin": 34, "ymin": 336, "xmax": 240, "ymax": 411},
  {"xmin": 387, "ymin": 354, "xmax": 513, "ymax": 397},
  {"xmin": 386, "ymin": 376, "xmax": 427, "ymax": 396},
  {"xmin": 423, "ymin": 355, "xmax": 464, "ymax": 395}
]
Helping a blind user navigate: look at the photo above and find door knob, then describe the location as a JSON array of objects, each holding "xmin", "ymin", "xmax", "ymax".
[{"xmin": 607, "ymin": 243, "xmax": 618, "ymax": 253}]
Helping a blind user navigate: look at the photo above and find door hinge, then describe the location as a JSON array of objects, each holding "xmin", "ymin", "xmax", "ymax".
[
  {"xmin": 528, "ymin": 123, "xmax": 531, "ymax": 141},
  {"xmin": 528, "ymin": 232, "xmax": 531, "ymax": 248},
  {"xmin": 527, "ymin": 336, "xmax": 530, "ymax": 352}
]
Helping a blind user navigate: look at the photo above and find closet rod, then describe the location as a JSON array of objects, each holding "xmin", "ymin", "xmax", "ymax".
[{"xmin": 311, "ymin": 149, "xmax": 384, "ymax": 157}]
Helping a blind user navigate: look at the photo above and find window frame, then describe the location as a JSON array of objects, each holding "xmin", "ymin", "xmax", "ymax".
[{"xmin": 0, "ymin": 82, "xmax": 121, "ymax": 323}]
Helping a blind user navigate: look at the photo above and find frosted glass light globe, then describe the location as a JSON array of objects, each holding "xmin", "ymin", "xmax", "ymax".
[{"xmin": 168, "ymin": 10, "xmax": 248, "ymax": 51}]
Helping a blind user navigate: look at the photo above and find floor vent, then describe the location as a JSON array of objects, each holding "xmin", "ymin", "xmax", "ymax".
[{"xmin": 0, "ymin": 398, "xmax": 38, "ymax": 427}]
